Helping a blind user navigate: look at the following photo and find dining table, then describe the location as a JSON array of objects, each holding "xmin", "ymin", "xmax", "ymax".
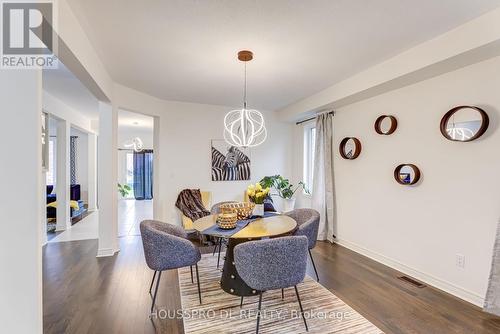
[{"xmin": 193, "ymin": 213, "xmax": 298, "ymax": 297}]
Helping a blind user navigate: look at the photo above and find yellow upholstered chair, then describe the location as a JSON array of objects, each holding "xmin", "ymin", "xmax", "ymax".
[
  {"xmin": 243, "ymin": 190, "xmax": 250, "ymax": 203},
  {"xmin": 181, "ymin": 191, "xmax": 212, "ymax": 230}
]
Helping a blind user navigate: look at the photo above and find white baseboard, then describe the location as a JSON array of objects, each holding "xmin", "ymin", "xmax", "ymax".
[
  {"xmin": 334, "ymin": 238, "xmax": 485, "ymax": 307},
  {"xmin": 96, "ymin": 247, "xmax": 118, "ymax": 257}
]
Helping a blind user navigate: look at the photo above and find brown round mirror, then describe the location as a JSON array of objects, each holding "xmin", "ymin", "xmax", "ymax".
[
  {"xmin": 339, "ymin": 137, "xmax": 362, "ymax": 160},
  {"xmin": 394, "ymin": 164, "xmax": 421, "ymax": 185},
  {"xmin": 440, "ymin": 106, "xmax": 489, "ymax": 142},
  {"xmin": 375, "ymin": 115, "xmax": 397, "ymax": 135}
]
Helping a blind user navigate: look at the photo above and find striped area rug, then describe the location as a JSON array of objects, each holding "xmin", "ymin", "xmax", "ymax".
[{"xmin": 178, "ymin": 253, "xmax": 383, "ymax": 334}]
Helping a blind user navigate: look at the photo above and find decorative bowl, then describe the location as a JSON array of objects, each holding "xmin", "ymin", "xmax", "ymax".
[
  {"xmin": 217, "ymin": 212, "xmax": 238, "ymax": 229},
  {"xmin": 219, "ymin": 202, "xmax": 255, "ymax": 220}
]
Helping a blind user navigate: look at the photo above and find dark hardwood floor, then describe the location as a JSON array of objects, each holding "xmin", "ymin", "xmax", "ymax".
[{"xmin": 43, "ymin": 237, "xmax": 500, "ymax": 334}]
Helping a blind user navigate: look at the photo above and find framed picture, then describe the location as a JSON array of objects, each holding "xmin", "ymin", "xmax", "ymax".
[
  {"xmin": 42, "ymin": 111, "xmax": 49, "ymax": 171},
  {"xmin": 211, "ymin": 140, "xmax": 251, "ymax": 181}
]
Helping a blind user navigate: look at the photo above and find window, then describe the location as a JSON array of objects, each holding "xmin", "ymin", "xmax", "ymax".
[
  {"xmin": 303, "ymin": 125, "xmax": 316, "ymax": 194},
  {"xmin": 125, "ymin": 153, "xmax": 134, "ymax": 198},
  {"xmin": 46, "ymin": 138, "xmax": 56, "ymax": 185}
]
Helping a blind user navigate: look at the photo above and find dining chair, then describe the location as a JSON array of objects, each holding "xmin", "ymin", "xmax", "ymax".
[
  {"xmin": 210, "ymin": 201, "xmax": 237, "ymax": 268},
  {"xmin": 140, "ymin": 220, "xmax": 202, "ymax": 313},
  {"xmin": 234, "ymin": 236, "xmax": 309, "ymax": 334},
  {"xmin": 285, "ymin": 208, "xmax": 321, "ymax": 281}
]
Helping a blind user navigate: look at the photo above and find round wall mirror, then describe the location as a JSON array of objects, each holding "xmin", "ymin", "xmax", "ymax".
[
  {"xmin": 394, "ymin": 164, "xmax": 421, "ymax": 185},
  {"xmin": 375, "ymin": 115, "xmax": 397, "ymax": 135},
  {"xmin": 440, "ymin": 106, "xmax": 489, "ymax": 142},
  {"xmin": 339, "ymin": 137, "xmax": 362, "ymax": 160}
]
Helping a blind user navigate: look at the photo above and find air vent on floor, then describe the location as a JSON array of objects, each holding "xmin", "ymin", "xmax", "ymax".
[{"xmin": 398, "ymin": 275, "xmax": 426, "ymax": 288}]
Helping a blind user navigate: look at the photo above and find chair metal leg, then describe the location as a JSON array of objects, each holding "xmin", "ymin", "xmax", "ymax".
[
  {"xmin": 149, "ymin": 271, "xmax": 157, "ymax": 295},
  {"xmin": 190, "ymin": 266, "xmax": 194, "ymax": 283},
  {"xmin": 151, "ymin": 271, "xmax": 162, "ymax": 313},
  {"xmin": 281, "ymin": 288, "xmax": 284, "ymax": 300},
  {"xmin": 240, "ymin": 296, "xmax": 244, "ymax": 308},
  {"xmin": 217, "ymin": 238, "xmax": 223, "ymax": 268},
  {"xmin": 294, "ymin": 285, "xmax": 308, "ymax": 332},
  {"xmin": 309, "ymin": 249, "xmax": 319, "ymax": 282},
  {"xmin": 195, "ymin": 264, "xmax": 202, "ymax": 304},
  {"xmin": 212, "ymin": 237, "xmax": 219, "ymax": 256},
  {"xmin": 256, "ymin": 291, "xmax": 263, "ymax": 334}
]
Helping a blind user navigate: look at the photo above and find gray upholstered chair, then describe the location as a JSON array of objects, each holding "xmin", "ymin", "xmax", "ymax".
[
  {"xmin": 140, "ymin": 220, "xmax": 202, "ymax": 313},
  {"xmin": 285, "ymin": 208, "xmax": 321, "ymax": 281},
  {"xmin": 210, "ymin": 201, "xmax": 237, "ymax": 268},
  {"xmin": 234, "ymin": 236, "xmax": 309, "ymax": 333}
]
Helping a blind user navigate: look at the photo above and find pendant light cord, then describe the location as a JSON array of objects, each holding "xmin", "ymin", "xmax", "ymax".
[{"xmin": 243, "ymin": 61, "xmax": 247, "ymax": 109}]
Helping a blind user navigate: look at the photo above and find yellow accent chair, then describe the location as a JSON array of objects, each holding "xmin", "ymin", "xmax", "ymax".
[
  {"xmin": 243, "ymin": 191, "xmax": 250, "ymax": 203},
  {"xmin": 181, "ymin": 191, "xmax": 212, "ymax": 231}
]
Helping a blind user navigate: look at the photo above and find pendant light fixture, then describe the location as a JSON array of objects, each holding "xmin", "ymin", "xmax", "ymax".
[
  {"xmin": 123, "ymin": 137, "xmax": 144, "ymax": 152},
  {"xmin": 224, "ymin": 50, "xmax": 267, "ymax": 148}
]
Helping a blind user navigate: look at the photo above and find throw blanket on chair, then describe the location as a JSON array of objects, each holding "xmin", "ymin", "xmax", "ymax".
[{"xmin": 175, "ymin": 189, "xmax": 210, "ymax": 222}]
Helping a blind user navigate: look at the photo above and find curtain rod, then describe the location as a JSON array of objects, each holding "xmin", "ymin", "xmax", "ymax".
[
  {"xmin": 295, "ymin": 111, "xmax": 334, "ymax": 125},
  {"xmin": 117, "ymin": 148, "xmax": 154, "ymax": 152},
  {"xmin": 49, "ymin": 135, "xmax": 79, "ymax": 138}
]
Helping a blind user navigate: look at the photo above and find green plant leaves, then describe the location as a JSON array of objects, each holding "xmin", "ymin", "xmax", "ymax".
[
  {"xmin": 258, "ymin": 175, "xmax": 309, "ymax": 199},
  {"xmin": 118, "ymin": 183, "xmax": 132, "ymax": 197}
]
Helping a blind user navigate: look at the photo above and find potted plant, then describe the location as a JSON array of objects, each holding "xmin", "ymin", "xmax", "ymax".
[
  {"xmin": 260, "ymin": 175, "xmax": 309, "ymax": 212},
  {"xmin": 246, "ymin": 183, "xmax": 270, "ymax": 217},
  {"xmin": 118, "ymin": 183, "xmax": 132, "ymax": 198}
]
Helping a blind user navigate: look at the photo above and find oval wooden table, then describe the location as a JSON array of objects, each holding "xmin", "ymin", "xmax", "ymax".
[{"xmin": 193, "ymin": 214, "xmax": 297, "ymax": 297}]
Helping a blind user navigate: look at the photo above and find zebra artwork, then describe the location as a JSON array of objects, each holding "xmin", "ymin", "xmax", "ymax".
[{"xmin": 211, "ymin": 140, "xmax": 251, "ymax": 181}]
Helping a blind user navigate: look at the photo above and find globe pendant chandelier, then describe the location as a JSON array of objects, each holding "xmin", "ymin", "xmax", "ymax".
[{"xmin": 224, "ymin": 50, "xmax": 267, "ymax": 148}]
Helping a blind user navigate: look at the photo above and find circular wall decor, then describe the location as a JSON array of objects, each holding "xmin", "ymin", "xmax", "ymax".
[
  {"xmin": 394, "ymin": 164, "xmax": 421, "ymax": 185},
  {"xmin": 374, "ymin": 115, "xmax": 398, "ymax": 135},
  {"xmin": 440, "ymin": 106, "xmax": 489, "ymax": 142},
  {"xmin": 339, "ymin": 137, "xmax": 362, "ymax": 160}
]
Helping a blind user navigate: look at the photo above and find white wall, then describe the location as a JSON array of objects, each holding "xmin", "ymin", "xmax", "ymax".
[
  {"xmin": 97, "ymin": 102, "xmax": 119, "ymax": 257},
  {"xmin": 43, "ymin": 91, "xmax": 93, "ymax": 133},
  {"xmin": 0, "ymin": 70, "xmax": 43, "ymax": 333},
  {"xmin": 160, "ymin": 105, "xmax": 293, "ymax": 224},
  {"xmin": 293, "ymin": 56, "xmax": 500, "ymax": 306}
]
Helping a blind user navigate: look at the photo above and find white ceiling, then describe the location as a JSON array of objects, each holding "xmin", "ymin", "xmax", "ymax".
[
  {"xmin": 43, "ymin": 61, "xmax": 153, "ymax": 135},
  {"xmin": 118, "ymin": 109, "xmax": 154, "ymax": 149},
  {"xmin": 67, "ymin": 0, "xmax": 500, "ymax": 111},
  {"xmin": 43, "ymin": 61, "xmax": 99, "ymax": 119},
  {"xmin": 119, "ymin": 109, "xmax": 154, "ymax": 131}
]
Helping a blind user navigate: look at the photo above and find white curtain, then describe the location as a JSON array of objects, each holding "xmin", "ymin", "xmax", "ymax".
[
  {"xmin": 312, "ymin": 112, "xmax": 336, "ymax": 242},
  {"xmin": 484, "ymin": 221, "xmax": 500, "ymax": 315}
]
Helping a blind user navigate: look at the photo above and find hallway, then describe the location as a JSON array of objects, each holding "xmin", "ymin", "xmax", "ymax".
[
  {"xmin": 118, "ymin": 200, "xmax": 153, "ymax": 237},
  {"xmin": 47, "ymin": 200, "xmax": 153, "ymax": 243}
]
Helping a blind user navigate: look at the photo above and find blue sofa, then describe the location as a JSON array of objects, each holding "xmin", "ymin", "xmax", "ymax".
[{"xmin": 46, "ymin": 184, "xmax": 87, "ymax": 219}]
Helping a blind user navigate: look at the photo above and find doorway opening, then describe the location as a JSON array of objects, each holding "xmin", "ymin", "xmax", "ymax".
[{"xmin": 118, "ymin": 109, "xmax": 154, "ymax": 237}]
